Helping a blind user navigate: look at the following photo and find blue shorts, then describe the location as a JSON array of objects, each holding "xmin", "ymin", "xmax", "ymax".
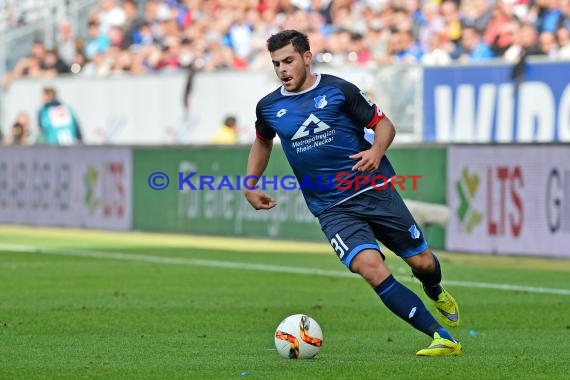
[{"xmin": 317, "ymin": 187, "xmax": 428, "ymax": 271}]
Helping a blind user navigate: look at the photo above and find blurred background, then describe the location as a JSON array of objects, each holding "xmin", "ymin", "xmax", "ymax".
[{"xmin": 0, "ymin": 0, "xmax": 569, "ymax": 258}]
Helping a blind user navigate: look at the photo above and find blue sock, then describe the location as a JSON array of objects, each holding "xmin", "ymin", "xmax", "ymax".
[
  {"xmin": 374, "ymin": 275, "xmax": 441, "ymax": 338},
  {"xmin": 436, "ymin": 328, "xmax": 456, "ymax": 342},
  {"xmin": 412, "ymin": 252, "xmax": 443, "ymax": 301}
]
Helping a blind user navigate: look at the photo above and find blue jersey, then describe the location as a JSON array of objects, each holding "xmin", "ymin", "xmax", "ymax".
[{"xmin": 255, "ymin": 73, "xmax": 395, "ymax": 216}]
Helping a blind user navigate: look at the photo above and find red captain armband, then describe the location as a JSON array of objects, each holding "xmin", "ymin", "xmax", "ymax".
[
  {"xmin": 256, "ymin": 129, "xmax": 274, "ymax": 141},
  {"xmin": 366, "ymin": 105, "xmax": 385, "ymax": 129}
]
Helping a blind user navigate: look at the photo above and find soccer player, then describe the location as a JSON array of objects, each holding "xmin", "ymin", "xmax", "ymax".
[{"xmin": 243, "ymin": 30, "xmax": 462, "ymax": 356}]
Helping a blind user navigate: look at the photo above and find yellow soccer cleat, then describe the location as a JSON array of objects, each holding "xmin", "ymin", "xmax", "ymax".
[
  {"xmin": 416, "ymin": 333, "xmax": 463, "ymax": 357},
  {"xmin": 433, "ymin": 287, "xmax": 460, "ymax": 327}
]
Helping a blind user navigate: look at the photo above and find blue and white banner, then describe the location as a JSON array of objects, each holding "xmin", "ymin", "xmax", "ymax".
[{"xmin": 423, "ymin": 61, "xmax": 570, "ymax": 142}]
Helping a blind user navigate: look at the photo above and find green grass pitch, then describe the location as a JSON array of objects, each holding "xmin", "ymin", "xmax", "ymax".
[{"xmin": 0, "ymin": 225, "xmax": 569, "ymax": 379}]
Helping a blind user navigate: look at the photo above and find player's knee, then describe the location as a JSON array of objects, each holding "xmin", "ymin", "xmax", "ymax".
[
  {"xmin": 350, "ymin": 249, "xmax": 390, "ymax": 286},
  {"xmin": 407, "ymin": 249, "xmax": 435, "ymax": 273}
]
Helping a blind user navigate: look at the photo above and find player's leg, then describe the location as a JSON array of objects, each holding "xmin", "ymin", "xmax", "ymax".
[
  {"xmin": 349, "ymin": 249, "xmax": 452, "ymax": 341},
  {"xmin": 358, "ymin": 188, "xmax": 462, "ymax": 355},
  {"xmin": 405, "ymin": 249, "xmax": 460, "ymax": 327},
  {"xmin": 318, "ymin": 203, "xmax": 460, "ymax": 355},
  {"xmin": 404, "ymin": 249, "xmax": 441, "ymax": 299},
  {"xmin": 366, "ymin": 185, "xmax": 461, "ymax": 327}
]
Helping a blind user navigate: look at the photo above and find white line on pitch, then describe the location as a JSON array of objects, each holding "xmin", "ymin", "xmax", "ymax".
[{"xmin": 1, "ymin": 244, "xmax": 570, "ymax": 296}]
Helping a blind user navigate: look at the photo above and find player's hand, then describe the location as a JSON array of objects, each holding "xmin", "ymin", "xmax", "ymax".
[
  {"xmin": 349, "ymin": 147, "xmax": 383, "ymax": 173},
  {"xmin": 243, "ymin": 189, "xmax": 277, "ymax": 210}
]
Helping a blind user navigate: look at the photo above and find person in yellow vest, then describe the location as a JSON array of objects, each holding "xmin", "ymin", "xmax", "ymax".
[{"xmin": 212, "ymin": 115, "xmax": 238, "ymax": 144}]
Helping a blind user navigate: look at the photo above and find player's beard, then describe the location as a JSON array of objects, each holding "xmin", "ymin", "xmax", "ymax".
[{"xmin": 289, "ymin": 70, "xmax": 307, "ymax": 92}]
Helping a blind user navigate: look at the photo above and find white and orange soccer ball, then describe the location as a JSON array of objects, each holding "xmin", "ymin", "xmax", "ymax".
[{"xmin": 274, "ymin": 314, "xmax": 323, "ymax": 359}]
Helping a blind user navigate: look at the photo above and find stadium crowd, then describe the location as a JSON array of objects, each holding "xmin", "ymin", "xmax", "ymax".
[{"xmin": 2, "ymin": 0, "xmax": 570, "ymax": 84}]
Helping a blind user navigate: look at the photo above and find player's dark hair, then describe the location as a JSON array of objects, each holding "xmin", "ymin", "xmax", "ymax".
[{"xmin": 266, "ymin": 30, "xmax": 310, "ymax": 54}]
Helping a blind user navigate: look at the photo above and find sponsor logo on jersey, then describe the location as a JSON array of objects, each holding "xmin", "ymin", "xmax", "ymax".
[{"xmin": 291, "ymin": 114, "xmax": 331, "ymax": 140}]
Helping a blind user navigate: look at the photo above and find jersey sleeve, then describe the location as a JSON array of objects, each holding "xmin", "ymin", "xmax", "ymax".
[
  {"xmin": 254, "ymin": 101, "xmax": 276, "ymax": 141},
  {"xmin": 340, "ymin": 81, "xmax": 385, "ymax": 129}
]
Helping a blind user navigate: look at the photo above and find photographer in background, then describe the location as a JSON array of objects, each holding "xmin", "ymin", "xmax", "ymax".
[{"xmin": 37, "ymin": 87, "xmax": 83, "ymax": 145}]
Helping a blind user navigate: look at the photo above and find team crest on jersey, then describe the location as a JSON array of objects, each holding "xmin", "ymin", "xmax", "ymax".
[
  {"xmin": 314, "ymin": 95, "xmax": 327, "ymax": 109},
  {"xmin": 408, "ymin": 224, "xmax": 420, "ymax": 239}
]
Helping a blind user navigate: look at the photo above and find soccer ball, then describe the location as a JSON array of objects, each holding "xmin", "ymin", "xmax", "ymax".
[{"xmin": 274, "ymin": 314, "xmax": 323, "ymax": 359}]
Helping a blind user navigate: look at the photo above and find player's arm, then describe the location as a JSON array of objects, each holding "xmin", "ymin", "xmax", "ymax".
[
  {"xmin": 339, "ymin": 82, "xmax": 395, "ymax": 173},
  {"xmin": 244, "ymin": 138, "xmax": 277, "ymax": 209},
  {"xmin": 351, "ymin": 115, "xmax": 396, "ymax": 173},
  {"xmin": 243, "ymin": 104, "xmax": 277, "ymax": 210},
  {"xmin": 245, "ymin": 137, "xmax": 272, "ymax": 188}
]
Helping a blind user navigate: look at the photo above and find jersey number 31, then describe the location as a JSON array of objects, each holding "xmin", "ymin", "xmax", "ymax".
[{"xmin": 330, "ymin": 233, "xmax": 349, "ymax": 259}]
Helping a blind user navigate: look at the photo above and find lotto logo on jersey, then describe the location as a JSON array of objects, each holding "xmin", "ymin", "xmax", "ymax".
[{"xmin": 291, "ymin": 114, "xmax": 331, "ymax": 140}]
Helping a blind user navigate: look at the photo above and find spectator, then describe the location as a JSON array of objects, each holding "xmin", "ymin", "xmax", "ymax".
[
  {"xmin": 348, "ymin": 32, "xmax": 373, "ymax": 65},
  {"xmin": 323, "ymin": 28, "xmax": 352, "ymax": 66},
  {"xmin": 6, "ymin": 112, "xmax": 32, "ymax": 145},
  {"xmin": 489, "ymin": 17, "xmax": 520, "ymax": 57},
  {"xmin": 559, "ymin": 0, "xmax": 570, "ymax": 30},
  {"xmin": 483, "ymin": 1, "xmax": 513, "ymax": 49},
  {"xmin": 84, "ymin": 20, "xmax": 111, "ymax": 60},
  {"xmin": 504, "ymin": 21, "xmax": 544, "ymax": 60},
  {"xmin": 178, "ymin": 38, "xmax": 195, "ymax": 69},
  {"xmin": 539, "ymin": 31, "xmax": 560, "ymax": 58},
  {"xmin": 441, "ymin": 1, "xmax": 463, "ymax": 45},
  {"xmin": 520, "ymin": 22, "xmax": 545, "ymax": 55},
  {"xmin": 111, "ymin": 48, "xmax": 135, "ymax": 74},
  {"xmin": 459, "ymin": 25, "xmax": 496, "ymax": 61},
  {"xmin": 535, "ymin": 0, "xmax": 563, "ymax": 33},
  {"xmin": 69, "ymin": 51, "xmax": 89, "ymax": 75},
  {"xmin": 108, "ymin": 25, "xmax": 126, "ymax": 50},
  {"xmin": 212, "ymin": 115, "xmax": 238, "ymax": 145},
  {"xmin": 56, "ymin": 20, "xmax": 77, "ymax": 67},
  {"xmin": 464, "ymin": 0, "xmax": 494, "ymax": 34},
  {"xmin": 556, "ymin": 26, "xmax": 570, "ymax": 58},
  {"xmin": 5, "ymin": 40, "xmax": 45, "ymax": 85},
  {"xmin": 5, "ymin": 0, "xmax": 570, "ymax": 82},
  {"xmin": 9, "ymin": 55, "xmax": 42, "ymax": 82},
  {"xmin": 421, "ymin": 32, "xmax": 453, "ymax": 65},
  {"xmin": 397, "ymin": 28, "xmax": 424, "ymax": 62},
  {"xmin": 120, "ymin": 0, "xmax": 145, "ymax": 49},
  {"xmin": 96, "ymin": 0, "xmax": 127, "ymax": 35},
  {"xmin": 418, "ymin": 1, "xmax": 446, "ymax": 53},
  {"xmin": 37, "ymin": 87, "xmax": 83, "ymax": 145},
  {"xmin": 42, "ymin": 49, "xmax": 69, "ymax": 75},
  {"xmin": 227, "ymin": 11, "xmax": 255, "ymax": 63}
]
